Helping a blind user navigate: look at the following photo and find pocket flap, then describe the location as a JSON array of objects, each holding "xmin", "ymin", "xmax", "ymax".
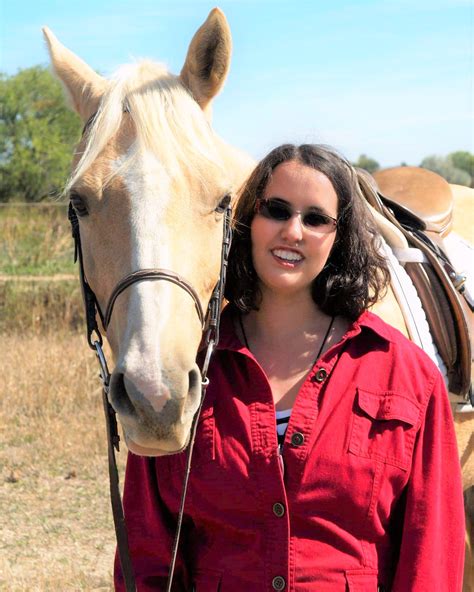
[
  {"xmin": 345, "ymin": 569, "xmax": 378, "ymax": 592},
  {"xmin": 357, "ymin": 388, "xmax": 420, "ymax": 426}
]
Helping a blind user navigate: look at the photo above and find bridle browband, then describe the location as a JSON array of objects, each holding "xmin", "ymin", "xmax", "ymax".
[{"xmin": 68, "ymin": 197, "xmax": 232, "ymax": 592}]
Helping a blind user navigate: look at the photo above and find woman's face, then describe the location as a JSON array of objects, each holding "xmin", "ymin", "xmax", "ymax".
[{"xmin": 250, "ymin": 160, "xmax": 338, "ymax": 299}]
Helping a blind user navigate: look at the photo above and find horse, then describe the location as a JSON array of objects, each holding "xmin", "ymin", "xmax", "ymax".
[
  {"xmin": 43, "ymin": 8, "xmax": 253, "ymax": 456},
  {"xmin": 43, "ymin": 7, "xmax": 472, "ymax": 588}
]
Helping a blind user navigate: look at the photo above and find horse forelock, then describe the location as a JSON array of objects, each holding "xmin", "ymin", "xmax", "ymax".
[{"xmin": 66, "ymin": 60, "xmax": 229, "ymax": 195}]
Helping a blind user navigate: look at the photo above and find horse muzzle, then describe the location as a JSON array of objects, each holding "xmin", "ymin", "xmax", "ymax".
[{"xmin": 108, "ymin": 364, "xmax": 202, "ymax": 455}]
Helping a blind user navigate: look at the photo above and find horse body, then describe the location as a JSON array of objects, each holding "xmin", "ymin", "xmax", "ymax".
[
  {"xmin": 372, "ymin": 166, "xmax": 472, "ymax": 397},
  {"xmin": 370, "ymin": 165, "xmax": 473, "ymax": 590}
]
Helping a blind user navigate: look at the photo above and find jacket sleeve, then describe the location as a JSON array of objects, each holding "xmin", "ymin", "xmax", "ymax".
[
  {"xmin": 114, "ymin": 452, "xmax": 192, "ymax": 592},
  {"xmin": 392, "ymin": 371, "xmax": 465, "ymax": 591}
]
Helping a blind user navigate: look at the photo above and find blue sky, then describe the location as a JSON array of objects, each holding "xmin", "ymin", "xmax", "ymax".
[{"xmin": 1, "ymin": 0, "xmax": 472, "ymax": 167}]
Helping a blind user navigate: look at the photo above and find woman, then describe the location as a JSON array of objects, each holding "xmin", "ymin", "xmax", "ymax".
[{"xmin": 115, "ymin": 144, "xmax": 465, "ymax": 591}]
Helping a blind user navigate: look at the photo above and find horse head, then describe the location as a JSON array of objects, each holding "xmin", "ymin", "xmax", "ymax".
[{"xmin": 44, "ymin": 9, "xmax": 252, "ymax": 456}]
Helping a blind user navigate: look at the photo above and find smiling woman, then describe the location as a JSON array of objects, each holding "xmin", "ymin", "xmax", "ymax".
[{"xmin": 119, "ymin": 144, "xmax": 465, "ymax": 591}]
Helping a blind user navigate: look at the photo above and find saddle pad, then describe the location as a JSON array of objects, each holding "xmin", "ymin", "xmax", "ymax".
[
  {"xmin": 380, "ymin": 238, "xmax": 448, "ymax": 384},
  {"xmin": 443, "ymin": 233, "xmax": 474, "ymax": 304}
]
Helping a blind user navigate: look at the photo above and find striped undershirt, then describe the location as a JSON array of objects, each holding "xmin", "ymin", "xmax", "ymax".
[{"xmin": 276, "ymin": 408, "xmax": 292, "ymax": 449}]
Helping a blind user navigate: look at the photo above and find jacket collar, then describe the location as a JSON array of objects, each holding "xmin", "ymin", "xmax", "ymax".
[{"xmin": 350, "ymin": 310, "xmax": 397, "ymax": 343}]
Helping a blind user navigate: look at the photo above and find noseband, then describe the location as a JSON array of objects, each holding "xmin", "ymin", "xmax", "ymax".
[
  {"xmin": 68, "ymin": 201, "xmax": 232, "ymax": 592},
  {"xmin": 104, "ymin": 268, "xmax": 206, "ymax": 330}
]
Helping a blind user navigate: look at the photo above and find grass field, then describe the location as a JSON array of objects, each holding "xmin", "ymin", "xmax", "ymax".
[
  {"xmin": 0, "ymin": 204, "xmax": 75, "ymax": 277},
  {"xmin": 0, "ymin": 280, "xmax": 82, "ymax": 334},
  {"xmin": 1, "ymin": 205, "xmax": 125, "ymax": 590}
]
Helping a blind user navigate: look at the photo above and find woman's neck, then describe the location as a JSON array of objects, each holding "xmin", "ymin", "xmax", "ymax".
[
  {"xmin": 238, "ymin": 289, "xmax": 339, "ymax": 411},
  {"xmin": 245, "ymin": 289, "xmax": 331, "ymax": 348}
]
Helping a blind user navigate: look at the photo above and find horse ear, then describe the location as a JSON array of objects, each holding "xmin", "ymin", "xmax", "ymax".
[
  {"xmin": 42, "ymin": 27, "xmax": 106, "ymax": 122},
  {"xmin": 180, "ymin": 8, "xmax": 232, "ymax": 114}
]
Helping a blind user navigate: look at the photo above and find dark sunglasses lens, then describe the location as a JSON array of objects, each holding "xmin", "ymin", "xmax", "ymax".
[
  {"xmin": 261, "ymin": 200, "xmax": 291, "ymax": 221},
  {"xmin": 303, "ymin": 212, "xmax": 332, "ymax": 228}
]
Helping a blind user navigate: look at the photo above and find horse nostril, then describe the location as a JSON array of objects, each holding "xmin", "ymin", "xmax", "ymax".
[
  {"xmin": 188, "ymin": 367, "xmax": 200, "ymax": 393},
  {"xmin": 109, "ymin": 372, "xmax": 135, "ymax": 415}
]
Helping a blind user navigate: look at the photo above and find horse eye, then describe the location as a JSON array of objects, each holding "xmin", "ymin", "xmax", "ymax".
[
  {"xmin": 70, "ymin": 191, "xmax": 89, "ymax": 217},
  {"xmin": 215, "ymin": 193, "xmax": 232, "ymax": 214}
]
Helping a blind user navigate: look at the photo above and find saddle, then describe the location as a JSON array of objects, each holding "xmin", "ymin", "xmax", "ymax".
[
  {"xmin": 374, "ymin": 167, "xmax": 454, "ymax": 236},
  {"xmin": 364, "ymin": 167, "xmax": 472, "ymax": 401}
]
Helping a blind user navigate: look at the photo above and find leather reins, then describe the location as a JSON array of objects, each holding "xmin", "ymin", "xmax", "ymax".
[{"xmin": 68, "ymin": 199, "xmax": 233, "ymax": 592}]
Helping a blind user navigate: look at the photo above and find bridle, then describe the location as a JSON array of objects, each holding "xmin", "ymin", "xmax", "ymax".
[{"xmin": 68, "ymin": 198, "xmax": 232, "ymax": 592}]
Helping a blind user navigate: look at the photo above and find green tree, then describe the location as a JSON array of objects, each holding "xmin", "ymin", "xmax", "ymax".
[
  {"xmin": 448, "ymin": 151, "xmax": 474, "ymax": 185},
  {"xmin": 0, "ymin": 66, "xmax": 81, "ymax": 202},
  {"xmin": 420, "ymin": 154, "xmax": 471, "ymax": 186},
  {"xmin": 353, "ymin": 154, "xmax": 380, "ymax": 174}
]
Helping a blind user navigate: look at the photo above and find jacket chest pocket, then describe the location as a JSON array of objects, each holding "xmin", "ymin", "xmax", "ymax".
[{"xmin": 349, "ymin": 388, "xmax": 421, "ymax": 471}]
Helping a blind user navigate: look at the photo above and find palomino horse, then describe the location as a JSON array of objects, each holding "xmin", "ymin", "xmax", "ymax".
[
  {"xmin": 44, "ymin": 7, "xmax": 472, "ymax": 588},
  {"xmin": 44, "ymin": 9, "xmax": 252, "ymax": 455}
]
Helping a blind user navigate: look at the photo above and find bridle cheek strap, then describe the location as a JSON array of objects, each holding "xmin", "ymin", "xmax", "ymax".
[{"xmin": 68, "ymin": 202, "xmax": 232, "ymax": 592}]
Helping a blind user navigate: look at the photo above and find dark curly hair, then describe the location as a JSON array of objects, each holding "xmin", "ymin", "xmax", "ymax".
[{"xmin": 224, "ymin": 144, "xmax": 390, "ymax": 321}]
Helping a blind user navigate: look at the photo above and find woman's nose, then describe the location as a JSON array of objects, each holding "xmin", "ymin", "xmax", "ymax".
[{"xmin": 280, "ymin": 213, "xmax": 304, "ymax": 243}]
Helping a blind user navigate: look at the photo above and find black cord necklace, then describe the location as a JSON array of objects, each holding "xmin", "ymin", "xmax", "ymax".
[
  {"xmin": 238, "ymin": 312, "xmax": 251, "ymax": 350},
  {"xmin": 239, "ymin": 313, "xmax": 335, "ymax": 362}
]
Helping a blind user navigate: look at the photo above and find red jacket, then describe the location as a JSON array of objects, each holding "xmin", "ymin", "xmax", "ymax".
[{"xmin": 115, "ymin": 308, "xmax": 465, "ymax": 591}]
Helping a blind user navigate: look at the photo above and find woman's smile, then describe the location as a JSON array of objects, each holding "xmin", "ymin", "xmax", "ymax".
[{"xmin": 271, "ymin": 247, "xmax": 304, "ymax": 266}]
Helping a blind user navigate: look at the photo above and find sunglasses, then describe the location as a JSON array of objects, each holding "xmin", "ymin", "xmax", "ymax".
[{"xmin": 256, "ymin": 198, "xmax": 337, "ymax": 233}]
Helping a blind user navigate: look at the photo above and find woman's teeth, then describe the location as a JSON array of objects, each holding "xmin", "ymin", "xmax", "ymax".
[{"xmin": 272, "ymin": 249, "xmax": 303, "ymax": 262}]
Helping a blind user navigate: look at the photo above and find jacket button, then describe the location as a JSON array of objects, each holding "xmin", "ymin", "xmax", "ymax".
[
  {"xmin": 291, "ymin": 432, "xmax": 304, "ymax": 447},
  {"xmin": 313, "ymin": 368, "xmax": 328, "ymax": 383},
  {"xmin": 273, "ymin": 502, "xmax": 285, "ymax": 517},
  {"xmin": 272, "ymin": 576, "xmax": 286, "ymax": 590}
]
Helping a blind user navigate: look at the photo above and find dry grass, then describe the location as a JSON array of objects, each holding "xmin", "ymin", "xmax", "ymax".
[
  {"xmin": 0, "ymin": 280, "xmax": 83, "ymax": 334},
  {"xmin": 0, "ymin": 332, "xmax": 127, "ymax": 590},
  {"xmin": 0, "ymin": 205, "xmax": 75, "ymax": 276}
]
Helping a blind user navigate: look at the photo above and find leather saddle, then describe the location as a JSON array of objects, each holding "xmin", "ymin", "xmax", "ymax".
[{"xmin": 363, "ymin": 167, "xmax": 472, "ymax": 401}]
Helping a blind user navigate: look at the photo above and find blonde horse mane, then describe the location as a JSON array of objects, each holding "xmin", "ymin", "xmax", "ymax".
[{"xmin": 67, "ymin": 60, "xmax": 229, "ymax": 193}]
